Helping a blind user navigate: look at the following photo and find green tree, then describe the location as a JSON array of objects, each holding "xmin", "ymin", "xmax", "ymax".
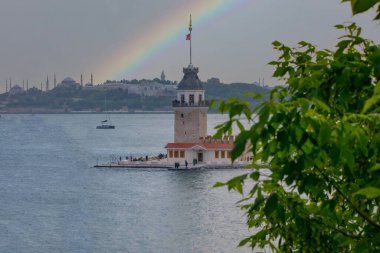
[{"xmin": 214, "ymin": 5, "xmax": 380, "ymax": 252}]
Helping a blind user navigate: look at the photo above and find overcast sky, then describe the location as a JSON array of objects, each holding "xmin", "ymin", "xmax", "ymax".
[{"xmin": 0, "ymin": 0, "xmax": 379, "ymax": 92}]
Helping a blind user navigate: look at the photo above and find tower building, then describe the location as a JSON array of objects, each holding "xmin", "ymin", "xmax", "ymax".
[
  {"xmin": 173, "ymin": 66, "xmax": 207, "ymax": 143},
  {"xmin": 165, "ymin": 15, "xmax": 245, "ymax": 167}
]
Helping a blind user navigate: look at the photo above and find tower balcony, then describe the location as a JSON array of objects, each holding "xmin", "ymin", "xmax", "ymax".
[{"xmin": 172, "ymin": 100, "xmax": 209, "ymax": 108}]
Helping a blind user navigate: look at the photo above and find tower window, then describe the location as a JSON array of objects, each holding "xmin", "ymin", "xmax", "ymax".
[
  {"xmin": 181, "ymin": 94, "xmax": 185, "ymax": 103},
  {"xmin": 199, "ymin": 94, "xmax": 202, "ymax": 103},
  {"xmin": 181, "ymin": 113, "xmax": 184, "ymax": 118},
  {"xmin": 189, "ymin": 94, "xmax": 194, "ymax": 105},
  {"xmin": 215, "ymin": 150, "xmax": 219, "ymax": 159}
]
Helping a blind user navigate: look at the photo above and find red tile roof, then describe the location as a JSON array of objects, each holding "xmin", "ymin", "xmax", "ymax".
[{"xmin": 165, "ymin": 143, "xmax": 233, "ymax": 150}]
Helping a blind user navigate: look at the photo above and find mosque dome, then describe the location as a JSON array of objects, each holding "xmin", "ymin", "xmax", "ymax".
[
  {"xmin": 177, "ymin": 66, "xmax": 204, "ymax": 90},
  {"xmin": 9, "ymin": 84, "xmax": 24, "ymax": 95},
  {"xmin": 61, "ymin": 77, "xmax": 76, "ymax": 84}
]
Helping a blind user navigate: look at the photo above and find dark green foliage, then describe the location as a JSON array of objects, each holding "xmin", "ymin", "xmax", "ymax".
[
  {"xmin": 342, "ymin": 0, "xmax": 380, "ymax": 19},
  {"xmin": 215, "ymin": 23, "xmax": 380, "ymax": 252}
]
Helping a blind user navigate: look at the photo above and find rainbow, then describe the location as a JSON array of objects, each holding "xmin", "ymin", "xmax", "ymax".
[{"xmin": 95, "ymin": 0, "xmax": 248, "ymax": 82}]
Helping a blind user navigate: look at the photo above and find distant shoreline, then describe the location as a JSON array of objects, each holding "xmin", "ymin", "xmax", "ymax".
[
  {"xmin": 0, "ymin": 111, "xmax": 224, "ymax": 115},
  {"xmin": 0, "ymin": 110, "xmax": 174, "ymax": 114}
]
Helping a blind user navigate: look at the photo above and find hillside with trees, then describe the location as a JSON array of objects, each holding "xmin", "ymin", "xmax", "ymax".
[{"xmin": 0, "ymin": 79, "xmax": 270, "ymax": 113}]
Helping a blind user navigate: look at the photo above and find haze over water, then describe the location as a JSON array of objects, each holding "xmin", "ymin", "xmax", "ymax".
[{"xmin": 0, "ymin": 114, "xmax": 252, "ymax": 253}]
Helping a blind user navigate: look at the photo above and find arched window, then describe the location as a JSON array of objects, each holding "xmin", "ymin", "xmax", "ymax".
[{"xmin": 189, "ymin": 94, "xmax": 194, "ymax": 105}]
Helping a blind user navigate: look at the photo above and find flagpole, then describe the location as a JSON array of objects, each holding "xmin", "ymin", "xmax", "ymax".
[{"xmin": 189, "ymin": 14, "xmax": 192, "ymax": 66}]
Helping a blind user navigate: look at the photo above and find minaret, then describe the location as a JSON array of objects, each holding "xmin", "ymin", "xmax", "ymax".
[
  {"xmin": 91, "ymin": 73, "xmax": 93, "ymax": 85},
  {"xmin": 46, "ymin": 75, "xmax": 49, "ymax": 91},
  {"xmin": 6, "ymin": 80, "xmax": 8, "ymax": 92},
  {"xmin": 54, "ymin": 73, "xmax": 56, "ymax": 88},
  {"xmin": 173, "ymin": 15, "xmax": 207, "ymax": 143},
  {"xmin": 23, "ymin": 80, "xmax": 25, "ymax": 90},
  {"xmin": 26, "ymin": 80, "xmax": 29, "ymax": 91},
  {"xmin": 80, "ymin": 74, "xmax": 83, "ymax": 86},
  {"xmin": 161, "ymin": 70, "xmax": 166, "ymax": 82},
  {"xmin": 10, "ymin": 79, "xmax": 12, "ymax": 89}
]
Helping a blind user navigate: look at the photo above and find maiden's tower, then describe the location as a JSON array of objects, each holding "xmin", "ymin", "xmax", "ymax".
[{"xmin": 165, "ymin": 16, "xmax": 246, "ymax": 167}]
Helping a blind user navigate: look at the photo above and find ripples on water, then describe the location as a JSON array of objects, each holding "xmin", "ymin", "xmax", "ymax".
[{"xmin": 0, "ymin": 114, "xmax": 253, "ymax": 253}]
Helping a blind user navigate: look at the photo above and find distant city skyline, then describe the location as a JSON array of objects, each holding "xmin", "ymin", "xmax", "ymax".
[{"xmin": 0, "ymin": 0, "xmax": 379, "ymax": 93}]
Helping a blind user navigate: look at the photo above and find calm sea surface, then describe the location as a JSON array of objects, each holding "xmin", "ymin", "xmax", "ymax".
[{"xmin": 0, "ymin": 113, "xmax": 252, "ymax": 253}]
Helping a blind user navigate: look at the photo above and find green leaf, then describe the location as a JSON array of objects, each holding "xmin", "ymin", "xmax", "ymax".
[
  {"xmin": 313, "ymin": 98, "xmax": 331, "ymax": 113},
  {"xmin": 356, "ymin": 187, "xmax": 380, "ymax": 199},
  {"xmin": 350, "ymin": 0, "xmax": 379, "ymax": 15},
  {"xmin": 264, "ymin": 193, "xmax": 278, "ymax": 218},
  {"xmin": 353, "ymin": 239, "xmax": 369, "ymax": 253},
  {"xmin": 208, "ymin": 99, "xmax": 216, "ymax": 108},
  {"xmin": 318, "ymin": 123, "xmax": 331, "ymax": 145},
  {"xmin": 268, "ymin": 61, "xmax": 279, "ymax": 66},
  {"xmin": 362, "ymin": 96, "xmax": 380, "ymax": 113},
  {"xmin": 236, "ymin": 120, "xmax": 245, "ymax": 132},
  {"xmin": 369, "ymin": 164, "xmax": 380, "ymax": 172},
  {"xmin": 225, "ymin": 175, "xmax": 248, "ymax": 194},
  {"xmin": 272, "ymin": 40, "xmax": 282, "ymax": 47},
  {"xmin": 238, "ymin": 237, "xmax": 252, "ymax": 247},
  {"xmin": 213, "ymin": 182, "xmax": 226, "ymax": 188},
  {"xmin": 231, "ymin": 131, "xmax": 250, "ymax": 161},
  {"xmin": 250, "ymin": 171, "xmax": 260, "ymax": 181}
]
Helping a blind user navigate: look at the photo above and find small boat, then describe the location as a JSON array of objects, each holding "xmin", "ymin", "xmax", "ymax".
[
  {"xmin": 96, "ymin": 119, "xmax": 115, "ymax": 129},
  {"xmin": 96, "ymin": 97, "xmax": 115, "ymax": 129}
]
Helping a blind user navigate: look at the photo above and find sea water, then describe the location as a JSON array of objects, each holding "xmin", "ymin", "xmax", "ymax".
[{"xmin": 0, "ymin": 114, "xmax": 252, "ymax": 253}]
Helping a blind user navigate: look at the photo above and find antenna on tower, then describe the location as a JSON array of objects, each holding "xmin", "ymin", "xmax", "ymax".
[{"xmin": 186, "ymin": 14, "xmax": 193, "ymax": 67}]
